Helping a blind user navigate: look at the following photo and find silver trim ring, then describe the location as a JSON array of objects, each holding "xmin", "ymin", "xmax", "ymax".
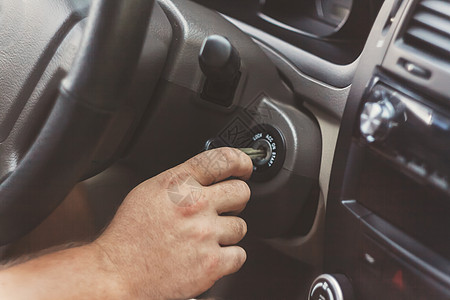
[{"xmin": 308, "ymin": 274, "xmax": 344, "ymax": 300}]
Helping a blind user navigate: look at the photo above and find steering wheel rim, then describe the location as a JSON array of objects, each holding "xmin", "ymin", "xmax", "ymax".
[{"xmin": 0, "ymin": 0, "xmax": 154, "ymax": 245}]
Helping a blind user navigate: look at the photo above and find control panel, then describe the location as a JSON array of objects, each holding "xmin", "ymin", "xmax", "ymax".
[
  {"xmin": 358, "ymin": 82, "xmax": 450, "ymax": 195},
  {"xmin": 325, "ymin": 0, "xmax": 450, "ymax": 299}
]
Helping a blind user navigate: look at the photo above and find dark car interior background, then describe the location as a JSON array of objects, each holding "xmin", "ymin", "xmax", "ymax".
[{"xmin": 0, "ymin": 0, "xmax": 449, "ymax": 299}]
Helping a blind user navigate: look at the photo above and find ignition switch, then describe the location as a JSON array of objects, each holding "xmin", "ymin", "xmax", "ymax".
[
  {"xmin": 205, "ymin": 124, "xmax": 286, "ymax": 181},
  {"xmin": 249, "ymin": 125, "xmax": 285, "ymax": 181}
]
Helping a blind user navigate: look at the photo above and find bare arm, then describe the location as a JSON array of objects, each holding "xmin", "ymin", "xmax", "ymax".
[
  {"xmin": 0, "ymin": 148, "xmax": 253, "ymax": 300},
  {"xmin": 0, "ymin": 244, "xmax": 127, "ymax": 299}
]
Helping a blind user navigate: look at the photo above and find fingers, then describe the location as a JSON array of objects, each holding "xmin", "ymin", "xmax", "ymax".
[
  {"xmin": 219, "ymin": 246, "xmax": 247, "ymax": 276},
  {"xmin": 183, "ymin": 148, "xmax": 253, "ymax": 186},
  {"xmin": 215, "ymin": 216, "xmax": 247, "ymax": 245},
  {"xmin": 206, "ymin": 179, "xmax": 251, "ymax": 214}
]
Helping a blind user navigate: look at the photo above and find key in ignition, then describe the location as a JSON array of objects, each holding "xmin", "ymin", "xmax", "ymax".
[{"xmin": 238, "ymin": 148, "xmax": 267, "ymax": 160}]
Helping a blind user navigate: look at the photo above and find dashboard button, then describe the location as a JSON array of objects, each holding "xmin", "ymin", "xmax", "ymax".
[
  {"xmin": 401, "ymin": 60, "xmax": 431, "ymax": 79},
  {"xmin": 309, "ymin": 274, "xmax": 354, "ymax": 300}
]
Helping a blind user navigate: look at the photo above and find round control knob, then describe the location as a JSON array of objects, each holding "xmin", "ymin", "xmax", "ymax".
[
  {"xmin": 309, "ymin": 274, "xmax": 354, "ymax": 300},
  {"xmin": 360, "ymin": 99, "xmax": 395, "ymax": 143},
  {"xmin": 199, "ymin": 35, "xmax": 241, "ymax": 82}
]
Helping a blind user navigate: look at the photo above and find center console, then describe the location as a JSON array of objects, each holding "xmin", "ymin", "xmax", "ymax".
[{"xmin": 320, "ymin": 0, "xmax": 450, "ymax": 299}]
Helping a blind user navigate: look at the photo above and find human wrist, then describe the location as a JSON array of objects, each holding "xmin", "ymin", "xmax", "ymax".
[
  {"xmin": 85, "ymin": 241, "xmax": 131, "ymax": 299},
  {"xmin": 94, "ymin": 229, "xmax": 163, "ymax": 299}
]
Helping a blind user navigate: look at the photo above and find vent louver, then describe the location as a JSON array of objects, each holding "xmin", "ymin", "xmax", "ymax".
[{"xmin": 403, "ymin": 0, "xmax": 450, "ymax": 63}]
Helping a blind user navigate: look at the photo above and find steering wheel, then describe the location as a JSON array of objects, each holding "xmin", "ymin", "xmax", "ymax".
[{"xmin": 0, "ymin": 0, "xmax": 154, "ymax": 245}]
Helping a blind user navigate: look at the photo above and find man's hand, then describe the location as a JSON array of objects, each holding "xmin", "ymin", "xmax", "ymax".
[
  {"xmin": 97, "ymin": 147, "xmax": 253, "ymax": 299},
  {"xmin": 0, "ymin": 148, "xmax": 253, "ymax": 300}
]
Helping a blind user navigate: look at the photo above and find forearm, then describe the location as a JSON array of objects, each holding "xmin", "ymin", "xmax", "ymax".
[{"xmin": 0, "ymin": 243, "xmax": 128, "ymax": 300}]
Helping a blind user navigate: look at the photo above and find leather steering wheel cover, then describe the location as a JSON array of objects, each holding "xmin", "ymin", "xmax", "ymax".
[{"xmin": 0, "ymin": 0, "xmax": 154, "ymax": 245}]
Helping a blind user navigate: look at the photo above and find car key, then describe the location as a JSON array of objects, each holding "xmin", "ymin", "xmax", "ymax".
[{"xmin": 238, "ymin": 148, "xmax": 266, "ymax": 160}]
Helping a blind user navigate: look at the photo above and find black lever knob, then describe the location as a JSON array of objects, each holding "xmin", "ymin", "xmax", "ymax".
[{"xmin": 199, "ymin": 35, "xmax": 241, "ymax": 82}]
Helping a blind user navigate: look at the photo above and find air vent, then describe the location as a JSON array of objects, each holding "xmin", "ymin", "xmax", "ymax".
[{"xmin": 403, "ymin": 0, "xmax": 450, "ymax": 63}]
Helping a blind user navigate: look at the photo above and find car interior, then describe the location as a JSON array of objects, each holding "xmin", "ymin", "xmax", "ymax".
[{"xmin": 0, "ymin": 0, "xmax": 449, "ymax": 299}]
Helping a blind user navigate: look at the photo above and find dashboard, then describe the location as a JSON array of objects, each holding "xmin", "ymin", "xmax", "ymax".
[
  {"xmin": 192, "ymin": 0, "xmax": 450, "ymax": 299},
  {"xmin": 326, "ymin": 0, "xmax": 450, "ymax": 299}
]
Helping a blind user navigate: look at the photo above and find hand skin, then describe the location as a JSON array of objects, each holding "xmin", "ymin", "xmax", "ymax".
[{"xmin": 0, "ymin": 148, "xmax": 253, "ymax": 300}]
